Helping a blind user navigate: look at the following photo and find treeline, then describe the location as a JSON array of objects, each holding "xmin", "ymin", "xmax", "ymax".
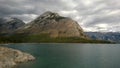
[{"xmin": 0, "ymin": 34, "xmax": 112, "ymax": 43}]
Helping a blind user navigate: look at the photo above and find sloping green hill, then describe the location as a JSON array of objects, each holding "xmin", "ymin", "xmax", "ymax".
[{"xmin": 0, "ymin": 34, "xmax": 112, "ymax": 43}]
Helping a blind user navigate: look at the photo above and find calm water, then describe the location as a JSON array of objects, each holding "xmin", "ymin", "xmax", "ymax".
[{"xmin": 1, "ymin": 43, "xmax": 120, "ymax": 68}]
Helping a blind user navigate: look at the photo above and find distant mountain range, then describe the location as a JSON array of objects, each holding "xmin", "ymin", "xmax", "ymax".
[
  {"xmin": 85, "ymin": 32, "xmax": 120, "ymax": 43},
  {"xmin": 0, "ymin": 11, "xmax": 113, "ymax": 43}
]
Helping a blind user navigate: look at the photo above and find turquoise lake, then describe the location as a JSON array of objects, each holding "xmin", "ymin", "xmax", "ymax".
[{"xmin": 1, "ymin": 43, "xmax": 120, "ymax": 68}]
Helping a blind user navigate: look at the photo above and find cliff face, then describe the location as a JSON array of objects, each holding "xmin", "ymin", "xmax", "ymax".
[
  {"xmin": 17, "ymin": 11, "xmax": 87, "ymax": 38},
  {"xmin": 0, "ymin": 46, "xmax": 35, "ymax": 68},
  {"xmin": 0, "ymin": 17, "xmax": 25, "ymax": 34}
]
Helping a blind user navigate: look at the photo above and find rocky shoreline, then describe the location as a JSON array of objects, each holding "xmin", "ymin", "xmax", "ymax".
[{"xmin": 0, "ymin": 46, "xmax": 35, "ymax": 68}]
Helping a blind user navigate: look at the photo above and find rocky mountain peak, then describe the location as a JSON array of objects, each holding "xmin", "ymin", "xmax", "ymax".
[
  {"xmin": 31, "ymin": 11, "xmax": 72, "ymax": 25},
  {"xmin": 33, "ymin": 11, "xmax": 66, "ymax": 24},
  {"xmin": 17, "ymin": 11, "xmax": 88, "ymax": 38},
  {"xmin": 38, "ymin": 11, "xmax": 60, "ymax": 20},
  {"xmin": 0, "ymin": 17, "xmax": 20, "ymax": 23},
  {"xmin": 0, "ymin": 17, "xmax": 25, "ymax": 34}
]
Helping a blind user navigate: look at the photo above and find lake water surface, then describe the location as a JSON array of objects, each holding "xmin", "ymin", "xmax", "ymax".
[{"xmin": 1, "ymin": 43, "xmax": 120, "ymax": 68}]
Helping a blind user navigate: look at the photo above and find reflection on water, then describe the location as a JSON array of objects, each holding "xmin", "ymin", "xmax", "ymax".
[{"xmin": 1, "ymin": 43, "xmax": 120, "ymax": 68}]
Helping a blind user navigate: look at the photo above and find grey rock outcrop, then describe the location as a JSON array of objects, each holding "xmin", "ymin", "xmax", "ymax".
[
  {"xmin": 0, "ymin": 17, "xmax": 25, "ymax": 34},
  {"xmin": 0, "ymin": 46, "xmax": 35, "ymax": 68},
  {"xmin": 17, "ymin": 11, "xmax": 87, "ymax": 38}
]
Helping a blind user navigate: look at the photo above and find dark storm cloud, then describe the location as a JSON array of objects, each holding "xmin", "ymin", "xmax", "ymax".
[
  {"xmin": 0, "ymin": 0, "xmax": 120, "ymax": 32},
  {"xmin": 0, "ymin": 0, "xmax": 36, "ymax": 19}
]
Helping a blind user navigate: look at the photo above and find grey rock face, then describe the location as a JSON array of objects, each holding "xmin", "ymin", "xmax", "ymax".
[
  {"xmin": 18, "ymin": 11, "xmax": 87, "ymax": 38},
  {"xmin": 0, "ymin": 17, "xmax": 25, "ymax": 33},
  {"xmin": 0, "ymin": 46, "xmax": 35, "ymax": 68}
]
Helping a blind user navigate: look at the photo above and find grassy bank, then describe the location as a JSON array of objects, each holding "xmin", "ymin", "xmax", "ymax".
[{"xmin": 0, "ymin": 34, "xmax": 112, "ymax": 43}]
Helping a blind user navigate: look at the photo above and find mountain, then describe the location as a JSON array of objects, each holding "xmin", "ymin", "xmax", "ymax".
[
  {"xmin": 85, "ymin": 32, "xmax": 120, "ymax": 43},
  {"xmin": 17, "ymin": 11, "xmax": 87, "ymax": 38},
  {"xmin": 0, "ymin": 17, "xmax": 25, "ymax": 34},
  {"xmin": 0, "ymin": 11, "xmax": 111, "ymax": 43}
]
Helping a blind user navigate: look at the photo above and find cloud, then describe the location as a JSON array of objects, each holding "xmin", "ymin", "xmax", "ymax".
[{"xmin": 0, "ymin": 0, "xmax": 120, "ymax": 32}]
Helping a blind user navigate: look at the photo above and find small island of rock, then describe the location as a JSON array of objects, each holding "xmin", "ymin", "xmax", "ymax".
[{"xmin": 0, "ymin": 46, "xmax": 35, "ymax": 68}]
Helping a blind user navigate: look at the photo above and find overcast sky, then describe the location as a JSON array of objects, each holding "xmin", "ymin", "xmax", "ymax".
[{"xmin": 0, "ymin": 0, "xmax": 120, "ymax": 32}]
